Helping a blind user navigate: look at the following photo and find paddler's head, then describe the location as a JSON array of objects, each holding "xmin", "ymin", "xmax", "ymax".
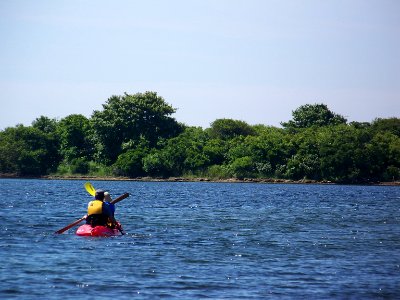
[
  {"xmin": 104, "ymin": 191, "xmax": 111, "ymax": 202},
  {"xmin": 95, "ymin": 189, "xmax": 105, "ymax": 200}
]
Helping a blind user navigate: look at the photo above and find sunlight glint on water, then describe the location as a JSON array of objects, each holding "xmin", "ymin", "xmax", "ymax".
[{"xmin": 0, "ymin": 179, "xmax": 399, "ymax": 299}]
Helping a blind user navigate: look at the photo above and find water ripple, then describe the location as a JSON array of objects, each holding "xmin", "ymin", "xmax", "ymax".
[{"xmin": 0, "ymin": 179, "xmax": 399, "ymax": 299}]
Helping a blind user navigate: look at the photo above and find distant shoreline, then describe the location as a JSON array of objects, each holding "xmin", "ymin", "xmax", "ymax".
[{"xmin": 1, "ymin": 173, "xmax": 399, "ymax": 186}]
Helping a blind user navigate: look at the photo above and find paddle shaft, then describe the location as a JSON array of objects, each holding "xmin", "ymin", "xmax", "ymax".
[
  {"xmin": 55, "ymin": 192, "xmax": 130, "ymax": 234},
  {"xmin": 111, "ymin": 192, "xmax": 129, "ymax": 205},
  {"xmin": 55, "ymin": 215, "xmax": 87, "ymax": 234}
]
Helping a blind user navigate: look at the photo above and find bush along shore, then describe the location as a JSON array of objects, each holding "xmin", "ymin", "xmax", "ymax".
[{"xmin": 1, "ymin": 92, "xmax": 399, "ymax": 184}]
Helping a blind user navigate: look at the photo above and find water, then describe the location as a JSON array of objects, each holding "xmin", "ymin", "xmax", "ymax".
[{"xmin": 1, "ymin": 179, "xmax": 399, "ymax": 299}]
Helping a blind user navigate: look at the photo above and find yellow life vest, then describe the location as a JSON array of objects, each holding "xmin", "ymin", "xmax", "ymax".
[{"xmin": 87, "ymin": 200, "xmax": 103, "ymax": 215}]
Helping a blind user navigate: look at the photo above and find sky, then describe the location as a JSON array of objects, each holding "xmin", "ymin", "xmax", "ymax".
[{"xmin": 1, "ymin": 0, "xmax": 399, "ymax": 130}]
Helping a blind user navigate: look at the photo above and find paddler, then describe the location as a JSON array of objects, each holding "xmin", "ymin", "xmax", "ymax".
[
  {"xmin": 104, "ymin": 191, "xmax": 117, "ymax": 228},
  {"xmin": 86, "ymin": 189, "xmax": 120, "ymax": 230}
]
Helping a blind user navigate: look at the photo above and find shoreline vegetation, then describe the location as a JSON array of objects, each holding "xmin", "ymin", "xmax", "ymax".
[
  {"xmin": 1, "ymin": 92, "xmax": 399, "ymax": 184},
  {"xmin": 1, "ymin": 173, "xmax": 399, "ymax": 186}
]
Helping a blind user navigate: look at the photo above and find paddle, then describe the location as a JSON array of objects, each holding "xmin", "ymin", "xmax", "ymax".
[
  {"xmin": 55, "ymin": 192, "xmax": 130, "ymax": 234},
  {"xmin": 54, "ymin": 215, "xmax": 87, "ymax": 234},
  {"xmin": 84, "ymin": 182, "xmax": 96, "ymax": 196}
]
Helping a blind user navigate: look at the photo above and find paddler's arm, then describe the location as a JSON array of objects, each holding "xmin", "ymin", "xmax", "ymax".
[
  {"xmin": 103, "ymin": 201, "xmax": 120, "ymax": 228},
  {"xmin": 108, "ymin": 212, "xmax": 123, "ymax": 234}
]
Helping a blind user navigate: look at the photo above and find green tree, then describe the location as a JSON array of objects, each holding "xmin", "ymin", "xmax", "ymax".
[
  {"xmin": 203, "ymin": 138, "xmax": 228, "ymax": 166},
  {"xmin": 285, "ymin": 128, "xmax": 321, "ymax": 180},
  {"xmin": 349, "ymin": 121, "xmax": 371, "ymax": 129},
  {"xmin": 143, "ymin": 127, "xmax": 209, "ymax": 177},
  {"xmin": 207, "ymin": 118, "xmax": 256, "ymax": 140},
  {"xmin": 57, "ymin": 114, "xmax": 94, "ymax": 163},
  {"xmin": 113, "ymin": 139, "xmax": 149, "ymax": 177},
  {"xmin": 228, "ymin": 156, "xmax": 255, "ymax": 179},
  {"xmin": 318, "ymin": 125, "xmax": 371, "ymax": 183},
  {"xmin": 371, "ymin": 118, "xmax": 400, "ymax": 137},
  {"xmin": 142, "ymin": 151, "xmax": 173, "ymax": 177},
  {"xmin": 91, "ymin": 92, "xmax": 183, "ymax": 164},
  {"xmin": 281, "ymin": 103, "xmax": 347, "ymax": 129},
  {"xmin": 69, "ymin": 158, "xmax": 90, "ymax": 174},
  {"xmin": 224, "ymin": 126, "xmax": 293, "ymax": 178},
  {"xmin": 31, "ymin": 116, "xmax": 62, "ymax": 171},
  {"xmin": 245, "ymin": 127, "xmax": 293, "ymax": 177},
  {"xmin": 366, "ymin": 131, "xmax": 400, "ymax": 181},
  {"xmin": 0, "ymin": 125, "xmax": 60, "ymax": 175},
  {"xmin": 32, "ymin": 116, "xmax": 58, "ymax": 134}
]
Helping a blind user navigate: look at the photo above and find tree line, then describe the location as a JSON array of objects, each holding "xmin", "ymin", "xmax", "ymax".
[{"xmin": 1, "ymin": 91, "xmax": 399, "ymax": 183}]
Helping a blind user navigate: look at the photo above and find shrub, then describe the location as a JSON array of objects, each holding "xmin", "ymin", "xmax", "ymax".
[{"xmin": 205, "ymin": 165, "xmax": 232, "ymax": 180}]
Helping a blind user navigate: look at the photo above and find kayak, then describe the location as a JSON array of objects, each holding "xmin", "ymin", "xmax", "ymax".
[{"xmin": 76, "ymin": 223, "xmax": 123, "ymax": 237}]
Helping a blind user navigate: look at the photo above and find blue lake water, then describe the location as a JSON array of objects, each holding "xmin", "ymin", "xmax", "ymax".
[{"xmin": 0, "ymin": 178, "xmax": 399, "ymax": 299}]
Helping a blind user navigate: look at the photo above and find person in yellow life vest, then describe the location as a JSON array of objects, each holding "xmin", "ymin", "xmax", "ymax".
[{"xmin": 86, "ymin": 189, "xmax": 118, "ymax": 228}]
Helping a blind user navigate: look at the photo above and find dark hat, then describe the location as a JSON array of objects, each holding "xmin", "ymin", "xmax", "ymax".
[{"xmin": 95, "ymin": 189, "xmax": 105, "ymax": 200}]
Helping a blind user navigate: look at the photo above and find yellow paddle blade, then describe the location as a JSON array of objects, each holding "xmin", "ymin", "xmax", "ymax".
[{"xmin": 84, "ymin": 182, "xmax": 96, "ymax": 196}]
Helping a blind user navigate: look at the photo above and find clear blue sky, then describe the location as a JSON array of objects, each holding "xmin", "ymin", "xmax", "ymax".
[{"xmin": 1, "ymin": 0, "xmax": 399, "ymax": 129}]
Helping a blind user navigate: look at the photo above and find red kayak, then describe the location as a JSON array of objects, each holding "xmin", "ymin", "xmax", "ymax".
[{"xmin": 76, "ymin": 223, "xmax": 123, "ymax": 237}]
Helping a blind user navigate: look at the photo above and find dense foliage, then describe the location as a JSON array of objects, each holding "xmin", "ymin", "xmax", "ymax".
[
  {"xmin": 91, "ymin": 92, "xmax": 183, "ymax": 164},
  {"xmin": 1, "ymin": 95, "xmax": 399, "ymax": 183}
]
